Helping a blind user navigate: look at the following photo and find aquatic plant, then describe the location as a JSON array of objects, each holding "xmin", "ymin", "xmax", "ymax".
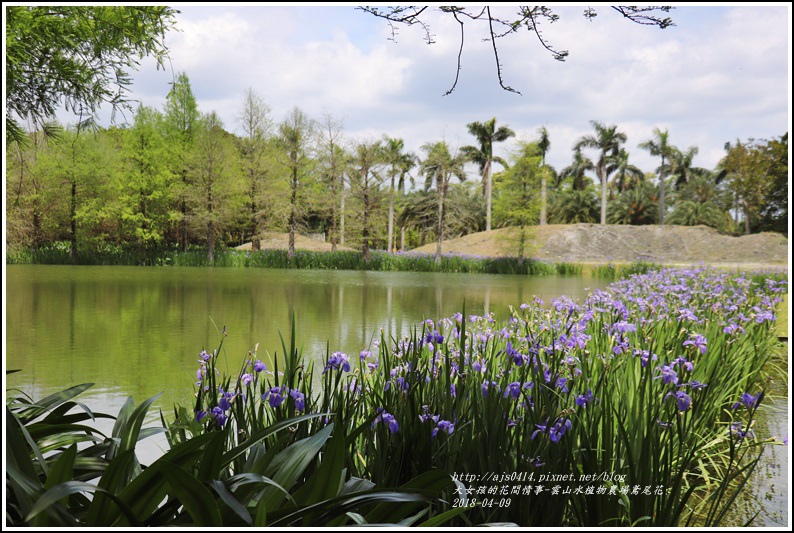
[{"xmin": 183, "ymin": 266, "xmax": 787, "ymax": 526}]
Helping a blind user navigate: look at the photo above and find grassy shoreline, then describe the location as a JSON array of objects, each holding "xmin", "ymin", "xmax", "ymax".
[{"xmin": 11, "ymin": 242, "xmax": 780, "ymax": 280}]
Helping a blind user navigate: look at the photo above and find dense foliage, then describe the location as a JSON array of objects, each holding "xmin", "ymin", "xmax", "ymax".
[
  {"xmin": 5, "ymin": 6, "xmax": 178, "ymax": 146},
  {"xmin": 7, "ymin": 95, "xmax": 787, "ymax": 264}
]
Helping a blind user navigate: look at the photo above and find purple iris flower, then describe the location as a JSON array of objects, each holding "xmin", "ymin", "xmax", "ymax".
[
  {"xmin": 195, "ymin": 409, "xmax": 208, "ymax": 423},
  {"xmin": 373, "ymin": 410, "xmax": 399, "ymax": 434},
  {"xmin": 481, "ymin": 382, "xmax": 491, "ymax": 397},
  {"xmin": 424, "ymin": 330, "xmax": 444, "ymax": 346},
  {"xmin": 732, "ymin": 391, "xmax": 764, "ymax": 410},
  {"xmin": 613, "ymin": 321, "xmax": 636, "ymax": 334},
  {"xmin": 683, "ymin": 334, "xmax": 707, "ymax": 354},
  {"xmin": 211, "ymin": 406, "xmax": 227, "ymax": 427},
  {"xmin": 264, "ymin": 387, "xmax": 285, "ymax": 408},
  {"xmin": 531, "ymin": 420, "xmax": 548, "ymax": 440},
  {"xmin": 505, "ymin": 342, "xmax": 525, "ymax": 366},
  {"xmin": 432, "ymin": 419, "xmax": 455, "ymax": 439},
  {"xmin": 549, "ymin": 418, "xmax": 573, "ymax": 443},
  {"xmin": 503, "ymin": 381, "xmax": 522, "ymax": 400},
  {"xmin": 656, "ymin": 364, "xmax": 678, "ymax": 385},
  {"xmin": 324, "ymin": 352, "xmax": 351, "ymax": 373},
  {"xmin": 253, "ymin": 360, "xmax": 266, "ymax": 373},
  {"xmin": 666, "ymin": 391, "xmax": 692, "ymax": 411},
  {"xmin": 575, "ymin": 390, "xmax": 595, "ymax": 408},
  {"xmin": 729, "ymin": 421, "xmax": 754, "ymax": 441},
  {"xmin": 290, "ymin": 389, "xmax": 305, "ymax": 411},
  {"xmin": 218, "ymin": 391, "xmax": 233, "ymax": 411}
]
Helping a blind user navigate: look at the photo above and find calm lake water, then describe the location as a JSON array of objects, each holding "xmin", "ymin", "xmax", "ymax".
[{"xmin": 3, "ymin": 264, "xmax": 788, "ymax": 526}]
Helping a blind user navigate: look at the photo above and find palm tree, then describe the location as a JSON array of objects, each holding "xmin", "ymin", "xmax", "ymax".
[
  {"xmin": 667, "ymin": 169, "xmax": 731, "ymax": 231},
  {"xmin": 638, "ymin": 127, "xmax": 674, "ymax": 225},
  {"xmin": 574, "ymin": 120, "xmax": 627, "ymax": 224},
  {"xmin": 550, "ymin": 189, "xmax": 599, "ymax": 224},
  {"xmin": 419, "ymin": 140, "xmax": 467, "ymax": 263},
  {"xmin": 607, "ymin": 181, "xmax": 658, "ymax": 225},
  {"xmin": 559, "ymin": 146, "xmax": 595, "ymax": 192},
  {"xmin": 668, "ymin": 194, "xmax": 730, "ymax": 231},
  {"xmin": 609, "ymin": 148, "xmax": 645, "ymax": 196},
  {"xmin": 536, "ymin": 126, "xmax": 551, "ymax": 225},
  {"xmin": 666, "ymin": 145, "xmax": 720, "ymax": 190},
  {"xmin": 381, "ymin": 136, "xmax": 416, "ymax": 253},
  {"xmin": 460, "ymin": 118, "xmax": 515, "ymax": 232}
]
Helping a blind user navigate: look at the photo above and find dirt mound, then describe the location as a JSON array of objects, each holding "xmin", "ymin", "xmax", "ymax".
[
  {"xmin": 412, "ymin": 224, "xmax": 789, "ymax": 267},
  {"xmin": 235, "ymin": 232, "xmax": 355, "ymax": 253}
]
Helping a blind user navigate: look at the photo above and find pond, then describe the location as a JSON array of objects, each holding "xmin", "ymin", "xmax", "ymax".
[{"xmin": 3, "ymin": 264, "xmax": 787, "ymax": 526}]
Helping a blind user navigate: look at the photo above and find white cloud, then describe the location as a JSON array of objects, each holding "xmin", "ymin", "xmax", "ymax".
[{"xmin": 59, "ymin": 4, "xmax": 789, "ymax": 183}]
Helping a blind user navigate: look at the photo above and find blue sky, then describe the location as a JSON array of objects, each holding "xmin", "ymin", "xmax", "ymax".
[{"xmin": 52, "ymin": 3, "xmax": 794, "ymax": 180}]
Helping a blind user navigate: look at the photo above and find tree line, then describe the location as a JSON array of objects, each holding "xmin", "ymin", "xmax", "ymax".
[{"xmin": 6, "ymin": 72, "xmax": 788, "ymax": 264}]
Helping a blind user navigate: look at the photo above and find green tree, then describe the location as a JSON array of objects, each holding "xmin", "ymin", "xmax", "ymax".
[
  {"xmin": 419, "ymin": 141, "xmax": 467, "ymax": 263},
  {"xmin": 381, "ymin": 136, "xmax": 416, "ymax": 252},
  {"xmin": 460, "ymin": 118, "xmax": 515, "ymax": 232},
  {"xmin": 275, "ymin": 107, "xmax": 316, "ymax": 260},
  {"xmin": 721, "ymin": 139, "xmax": 766, "ymax": 235},
  {"xmin": 186, "ymin": 112, "xmax": 242, "ymax": 263},
  {"xmin": 163, "ymin": 72, "xmax": 201, "ymax": 251},
  {"xmin": 235, "ymin": 88, "xmax": 273, "ymax": 250},
  {"xmin": 5, "ymin": 129, "xmax": 54, "ymax": 249},
  {"xmin": 574, "ymin": 120, "xmax": 627, "ymax": 225},
  {"xmin": 116, "ymin": 105, "xmax": 175, "ymax": 254},
  {"xmin": 5, "ymin": 5, "xmax": 178, "ymax": 147},
  {"xmin": 37, "ymin": 123, "xmax": 111, "ymax": 259},
  {"xmin": 317, "ymin": 114, "xmax": 347, "ymax": 250},
  {"xmin": 493, "ymin": 141, "xmax": 543, "ymax": 261},
  {"xmin": 638, "ymin": 127, "xmax": 675, "ymax": 225},
  {"xmin": 721, "ymin": 135, "xmax": 788, "ymax": 235},
  {"xmin": 348, "ymin": 140, "xmax": 385, "ymax": 261},
  {"xmin": 752, "ymin": 133, "xmax": 788, "ymax": 235}
]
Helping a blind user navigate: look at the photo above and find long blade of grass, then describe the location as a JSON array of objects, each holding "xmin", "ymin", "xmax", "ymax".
[
  {"xmin": 208, "ymin": 479, "xmax": 253, "ymax": 526},
  {"xmin": 13, "ymin": 383, "xmax": 95, "ymax": 423},
  {"xmin": 159, "ymin": 462, "xmax": 223, "ymax": 526},
  {"xmin": 261, "ymin": 423, "xmax": 334, "ymax": 509}
]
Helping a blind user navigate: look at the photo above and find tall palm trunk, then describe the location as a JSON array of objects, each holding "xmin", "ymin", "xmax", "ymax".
[
  {"xmin": 485, "ymin": 161, "xmax": 492, "ymax": 231},
  {"xmin": 599, "ymin": 163, "xmax": 607, "ymax": 225},
  {"xmin": 388, "ymin": 175, "xmax": 395, "ymax": 252},
  {"xmin": 659, "ymin": 155, "xmax": 666, "ymax": 225}
]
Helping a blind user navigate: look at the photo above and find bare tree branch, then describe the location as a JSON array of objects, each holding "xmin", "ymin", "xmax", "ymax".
[
  {"xmin": 487, "ymin": 7, "xmax": 521, "ymax": 95},
  {"xmin": 442, "ymin": 10, "xmax": 466, "ymax": 96},
  {"xmin": 359, "ymin": 5, "xmax": 676, "ymax": 95}
]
